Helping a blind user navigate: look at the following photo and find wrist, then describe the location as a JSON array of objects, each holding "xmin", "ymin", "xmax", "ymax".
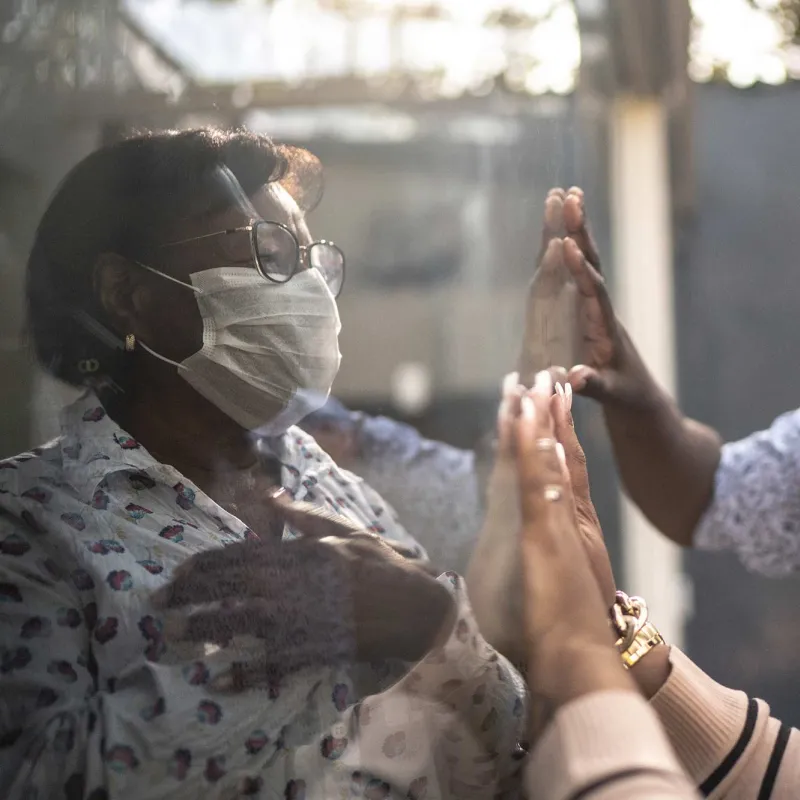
[
  {"xmin": 629, "ymin": 643, "xmax": 672, "ymax": 699},
  {"xmin": 527, "ymin": 635, "xmax": 634, "ymax": 708},
  {"xmin": 608, "ymin": 592, "xmax": 671, "ymax": 698},
  {"xmin": 604, "ymin": 325, "xmax": 675, "ymax": 415},
  {"xmin": 602, "ymin": 380, "xmax": 682, "ymax": 451}
]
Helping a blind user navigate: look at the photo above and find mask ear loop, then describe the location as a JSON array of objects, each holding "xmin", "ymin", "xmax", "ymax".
[
  {"xmin": 130, "ymin": 164, "xmax": 261, "ymax": 371},
  {"xmin": 134, "ymin": 260, "xmax": 203, "ymax": 294},
  {"xmin": 129, "ymin": 260, "xmax": 201, "ymax": 371},
  {"xmin": 137, "ymin": 338, "xmax": 186, "ymax": 370}
]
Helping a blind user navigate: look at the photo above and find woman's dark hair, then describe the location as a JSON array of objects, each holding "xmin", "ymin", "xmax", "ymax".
[{"xmin": 26, "ymin": 127, "xmax": 322, "ymax": 390}]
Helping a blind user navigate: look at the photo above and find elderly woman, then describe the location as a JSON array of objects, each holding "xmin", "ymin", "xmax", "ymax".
[{"xmin": 0, "ymin": 129, "xmax": 527, "ymax": 799}]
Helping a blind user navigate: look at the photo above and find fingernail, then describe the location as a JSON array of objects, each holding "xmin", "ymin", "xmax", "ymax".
[
  {"xmin": 556, "ymin": 443, "xmax": 566, "ymax": 467},
  {"xmin": 565, "ymin": 383, "xmax": 573, "ymax": 411},
  {"xmin": 534, "ymin": 370, "xmax": 552, "ymax": 393},
  {"xmin": 502, "ymin": 371, "xmax": 520, "ymax": 396},
  {"xmin": 521, "ymin": 394, "xmax": 536, "ymax": 421},
  {"xmin": 555, "ymin": 382, "xmax": 565, "ymax": 400},
  {"xmin": 497, "ymin": 397, "xmax": 509, "ymax": 424}
]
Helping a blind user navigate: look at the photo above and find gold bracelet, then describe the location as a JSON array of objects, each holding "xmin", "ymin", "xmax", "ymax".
[
  {"xmin": 619, "ymin": 621, "xmax": 665, "ymax": 670},
  {"xmin": 609, "ymin": 591, "xmax": 647, "ymax": 650},
  {"xmin": 609, "ymin": 591, "xmax": 665, "ymax": 669}
]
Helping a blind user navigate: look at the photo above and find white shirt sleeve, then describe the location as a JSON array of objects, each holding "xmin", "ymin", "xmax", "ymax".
[
  {"xmin": 355, "ymin": 416, "xmax": 482, "ymax": 574},
  {"xmin": 694, "ymin": 407, "xmax": 800, "ymax": 577}
]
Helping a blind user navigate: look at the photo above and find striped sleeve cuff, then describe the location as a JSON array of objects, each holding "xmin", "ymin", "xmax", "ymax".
[
  {"xmin": 525, "ymin": 690, "xmax": 688, "ymax": 800},
  {"xmin": 650, "ymin": 647, "xmax": 769, "ymax": 792}
]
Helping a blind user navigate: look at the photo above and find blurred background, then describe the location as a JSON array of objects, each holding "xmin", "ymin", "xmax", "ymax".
[{"xmin": 2, "ymin": 0, "xmax": 800, "ymax": 723}]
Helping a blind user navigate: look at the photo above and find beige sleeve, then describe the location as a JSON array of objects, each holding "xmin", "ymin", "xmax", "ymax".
[
  {"xmin": 651, "ymin": 647, "xmax": 800, "ymax": 799},
  {"xmin": 525, "ymin": 690, "xmax": 699, "ymax": 800}
]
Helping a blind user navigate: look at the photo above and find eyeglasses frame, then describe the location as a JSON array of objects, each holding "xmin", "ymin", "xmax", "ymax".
[{"xmin": 157, "ymin": 220, "xmax": 346, "ymax": 297}]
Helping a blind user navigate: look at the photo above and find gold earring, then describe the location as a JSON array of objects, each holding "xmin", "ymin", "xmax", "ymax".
[{"xmin": 125, "ymin": 334, "xmax": 136, "ymax": 352}]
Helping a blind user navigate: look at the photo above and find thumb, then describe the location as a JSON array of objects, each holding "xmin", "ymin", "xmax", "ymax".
[
  {"xmin": 566, "ymin": 364, "xmax": 616, "ymax": 402},
  {"xmin": 267, "ymin": 489, "xmax": 362, "ymax": 539},
  {"xmin": 267, "ymin": 490, "xmax": 426, "ymax": 564}
]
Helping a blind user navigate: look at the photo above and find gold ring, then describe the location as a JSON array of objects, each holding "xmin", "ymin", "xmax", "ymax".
[
  {"xmin": 535, "ymin": 438, "xmax": 557, "ymax": 451},
  {"xmin": 543, "ymin": 485, "xmax": 563, "ymax": 502}
]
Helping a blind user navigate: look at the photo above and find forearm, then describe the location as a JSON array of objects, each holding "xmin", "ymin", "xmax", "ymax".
[
  {"xmin": 526, "ymin": 637, "xmax": 635, "ymax": 741},
  {"xmin": 524, "ymin": 553, "xmax": 636, "ymax": 740},
  {"xmin": 645, "ymin": 647, "xmax": 799, "ymax": 798},
  {"xmin": 603, "ymin": 371, "xmax": 721, "ymax": 547}
]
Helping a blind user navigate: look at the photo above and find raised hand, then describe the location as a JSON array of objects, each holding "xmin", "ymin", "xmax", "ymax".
[
  {"xmin": 550, "ymin": 382, "xmax": 616, "ymax": 606},
  {"xmin": 155, "ymin": 495, "xmax": 454, "ymax": 691},
  {"xmin": 560, "ymin": 190, "xmax": 658, "ymax": 408},
  {"xmin": 518, "ymin": 189, "xmax": 582, "ymax": 386},
  {"xmin": 515, "ymin": 371, "xmax": 632, "ymax": 738}
]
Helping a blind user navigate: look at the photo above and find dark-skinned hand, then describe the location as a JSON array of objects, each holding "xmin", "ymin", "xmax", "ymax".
[
  {"xmin": 519, "ymin": 187, "xmax": 657, "ymax": 409},
  {"xmin": 154, "ymin": 493, "xmax": 455, "ymax": 691},
  {"xmin": 518, "ymin": 188, "xmax": 582, "ymax": 386}
]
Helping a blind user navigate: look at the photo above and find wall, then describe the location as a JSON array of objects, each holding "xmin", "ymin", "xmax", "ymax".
[{"xmin": 679, "ymin": 81, "xmax": 800, "ymax": 724}]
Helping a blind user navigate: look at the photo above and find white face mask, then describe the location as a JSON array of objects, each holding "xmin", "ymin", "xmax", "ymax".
[{"xmin": 139, "ymin": 266, "xmax": 342, "ymax": 435}]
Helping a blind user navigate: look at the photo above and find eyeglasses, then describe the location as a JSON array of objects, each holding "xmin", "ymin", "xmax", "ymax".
[{"xmin": 159, "ymin": 221, "xmax": 346, "ymax": 298}]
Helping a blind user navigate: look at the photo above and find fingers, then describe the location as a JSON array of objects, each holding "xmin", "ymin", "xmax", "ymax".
[
  {"xmin": 566, "ymin": 364, "xmax": 595, "ymax": 393},
  {"xmin": 515, "ymin": 372, "xmax": 575, "ymax": 526},
  {"xmin": 168, "ymin": 604, "xmax": 346, "ymax": 691},
  {"xmin": 155, "ymin": 562, "xmax": 262, "ymax": 609},
  {"xmin": 547, "ymin": 365, "xmax": 569, "ymax": 387},
  {"xmin": 153, "ymin": 538, "xmax": 318, "ymax": 609},
  {"xmin": 563, "ymin": 188, "xmax": 602, "ymax": 271},
  {"xmin": 497, "ymin": 371, "xmax": 525, "ymax": 457},
  {"xmin": 563, "ymin": 237, "xmax": 603, "ymax": 298},
  {"xmin": 333, "ymin": 531, "xmax": 420, "ymax": 566},
  {"xmin": 563, "ymin": 238, "xmax": 616, "ymax": 323},
  {"xmin": 267, "ymin": 490, "xmax": 364, "ymax": 539},
  {"xmin": 269, "ymin": 491, "xmax": 423, "ymax": 564},
  {"xmin": 167, "ymin": 598, "xmax": 279, "ymax": 645},
  {"xmin": 538, "ymin": 186, "xmax": 600, "ymax": 277},
  {"xmin": 537, "ymin": 188, "xmax": 566, "ymax": 265},
  {"xmin": 154, "ymin": 539, "xmax": 270, "ymax": 607},
  {"xmin": 209, "ymin": 658, "xmax": 279, "ymax": 693},
  {"xmin": 567, "ymin": 363, "xmax": 613, "ymax": 401},
  {"xmin": 551, "ymin": 384, "xmax": 592, "ymax": 513},
  {"xmin": 538, "ymin": 237, "xmax": 566, "ymax": 278}
]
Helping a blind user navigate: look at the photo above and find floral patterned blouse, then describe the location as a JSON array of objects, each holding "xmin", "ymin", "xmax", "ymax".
[
  {"xmin": 695, "ymin": 407, "xmax": 800, "ymax": 577},
  {"xmin": 0, "ymin": 392, "xmax": 527, "ymax": 799}
]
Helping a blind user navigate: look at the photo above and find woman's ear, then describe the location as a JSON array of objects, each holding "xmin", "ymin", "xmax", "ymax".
[{"xmin": 93, "ymin": 253, "xmax": 146, "ymax": 335}]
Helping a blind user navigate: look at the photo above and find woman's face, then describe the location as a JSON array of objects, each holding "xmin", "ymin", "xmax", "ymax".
[{"xmin": 120, "ymin": 181, "xmax": 312, "ymax": 365}]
